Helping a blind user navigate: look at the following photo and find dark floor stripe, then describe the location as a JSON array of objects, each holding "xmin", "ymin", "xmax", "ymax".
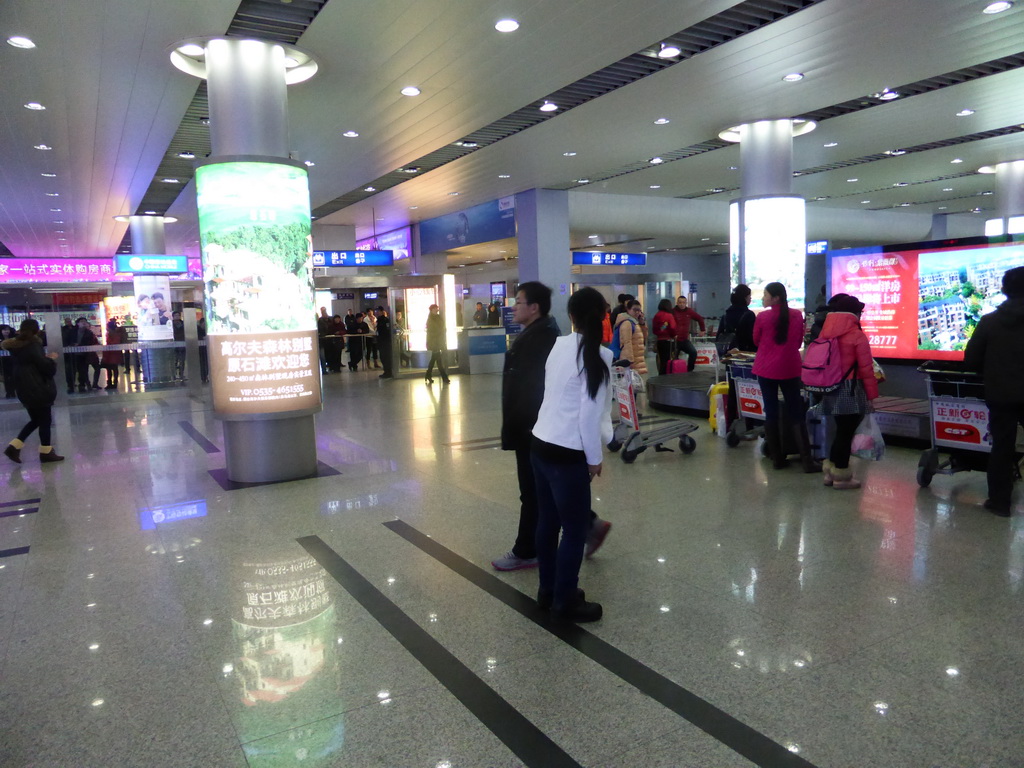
[
  {"xmin": 296, "ymin": 535, "xmax": 583, "ymax": 768},
  {"xmin": 178, "ymin": 421, "xmax": 221, "ymax": 453},
  {"xmin": 0, "ymin": 507, "xmax": 38, "ymax": 519},
  {"xmin": 0, "ymin": 546, "xmax": 30, "ymax": 558},
  {"xmin": 460, "ymin": 442, "xmax": 503, "ymax": 452},
  {"xmin": 0, "ymin": 498, "xmax": 40, "ymax": 509},
  {"xmin": 383, "ymin": 519, "xmax": 821, "ymax": 768}
]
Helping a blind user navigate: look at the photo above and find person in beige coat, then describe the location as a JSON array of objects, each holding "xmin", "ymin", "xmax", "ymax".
[{"xmin": 613, "ymin": 300, "xmax": 648, "ymax": 376}]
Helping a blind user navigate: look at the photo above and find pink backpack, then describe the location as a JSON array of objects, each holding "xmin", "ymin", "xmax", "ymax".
[{"xmin": 801, "ymin": 337, "xmax": 854, "ymax": 393}]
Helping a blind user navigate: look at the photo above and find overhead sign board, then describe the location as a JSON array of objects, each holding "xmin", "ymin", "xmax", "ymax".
[
  {"xmin": 571, "ymin": 251, "xmax": 648, "ymax": 266},
  {"xmin": 115, "ymin": 254, "xmax": 189, "ymax": 274},
  {"xmin": 806, "ymin": 240, "xmax": 830, "ymax": 255},
  {"xmin": 312, "ymin": 250, "xmax": 394, "ymax": 267}
]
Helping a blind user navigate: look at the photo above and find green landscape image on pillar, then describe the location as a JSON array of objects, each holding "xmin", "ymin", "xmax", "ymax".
[{"xmin": 196, "ymin": 161, "xmax": 315, "ymax": 334}]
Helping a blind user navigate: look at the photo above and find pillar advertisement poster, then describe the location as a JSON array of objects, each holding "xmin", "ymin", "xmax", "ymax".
[
  {"xmin": 828, "ymin": 239, "xmax": 1024, "ymax": 360},
  {"xmin": 132, "ymin": 275, "xmax": 173, "ymax": 341},
  {"xmin": 195, "ymin": 160, "xmax": 321, "ymax": 416}
]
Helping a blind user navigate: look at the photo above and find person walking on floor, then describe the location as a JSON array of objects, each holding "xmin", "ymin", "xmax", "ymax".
[
  {"xmin": 816, "ymin": 294, "xmax": 878, "ymax": 490},
  {"xmin": 671, "ymin": 295, "xmax": 706, "ymax": 372},
  {"xmin": 752, "ymin": 282, "xmax": 818, "ymax": 472},
  {"xmin": 424, "ymin": 304, "xmax": 449, "ymax": 384},
  {"xmin": 530, "ymin": 286, "xmax": 613, "ymax": 622},
  {"xmin": 2, "ymin": 318, "xmax": 65, "ymax": 464},
  {"xmin": 651, "ymin": 299, "xmax": 677, "ymax": 375},
  {"xmin": 374, "ymin": 306, "xmax": 393, "ymax": 379},
  {"xmin": 964, "ymin": 266, "xmax": 1024, "ymax": 517},
  {"xmin": 492, "ymin": 282, "xmax": 612, "ymax": 572}
]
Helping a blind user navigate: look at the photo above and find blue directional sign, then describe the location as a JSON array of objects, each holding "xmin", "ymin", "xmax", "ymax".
[
  {"xmin": 806, "ymin": 240, "xmax": 830, "ymax": 255},
  {"xmin": 571, "ymin": 251, "xmax": 648, "ymax": 266},
  {"xmin": 312, "ymin": 250, "xmax": 394, "ymax": 267},
  {"xmin": 115, "ymin": 253, "xmax": 189, "ymax": 274}
]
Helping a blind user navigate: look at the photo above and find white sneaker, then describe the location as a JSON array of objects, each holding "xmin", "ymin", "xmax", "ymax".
[{"xmin": 491, "ymin": 551, "xmax": 538, "ymax": 571}]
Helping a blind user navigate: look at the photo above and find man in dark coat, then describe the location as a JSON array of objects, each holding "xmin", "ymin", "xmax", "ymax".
[
  {"xmin": 374, "ymin": 306, "xmax": 393, "ymax": 379},
  {"xmin": 492, "ymin": 281, "xmax": 611, "ymax": 571},
  {"xmin": 963, "ymin": 266, "xmax": 1024, "ymax": 517}
]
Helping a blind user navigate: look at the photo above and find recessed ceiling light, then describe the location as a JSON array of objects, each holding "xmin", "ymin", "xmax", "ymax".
[
  {"xmin": 824, "ymin": 142, "xmax": 838, "ymax": 147},
  {"xmin": 45, "ymin": 192, "xmax": 59, "ymax": 197},
  {"xmin": 55, "ymin": 230, "xmax": 64, "ymax": 233},
  {"xmin": 982, "ymin": 190, "xmax": 994, "ymax": 195},
  {"xmin": 400, "ymin": 86, "xmax": 421, "ymax": 96},
  {"xmin": 650, "ymin": 157, "xmax": 664, "ymax": 164},
  {"xmin": 956, "ymin": 109, "xmax": 976, "ymax": 117},
  {"xmin": 943, "ymin": 187, "xmax": 954, "ymax": 191},
  {"xmin": 900, "ymin": 202, "xmax": 911, "ymax": 207},
  {"xmin": 57, "ymin": 237, "xmax": 66, "ymax": 241},
  {"xmin": 409, "ymin": 206, "xmax": 419, "ymax": 210},
  {"xmin": 7, "ymin": 36, "xmax": 36, "ymax": 49},
  {"xmin": 847, "ymin": 178, "xmax": 858, "ymax": 182},
  {"xmin": 539, "ymin": 101, "xmax": 558, "ymax": 112},
  {"xmin": 649, "ymin": 185, "xmax": 661, "ymax": 189},
  {"xmin": 951, "ymin": 158, "xmax": 963, "ymax": 164},
  {"xmin": 938, "ymin": 206, "xmax": 948, "ymax": 210},
  {"xmin": 303, "ymin": 161, "xmax": 315, "ymax": 167},
  {"xmin": 654, "ymin": 118, "xmax": 670, "ymax": 125},
  {"xmin": 53, "ymin": 220, "xmax": 64, "ymax": 223},
  {"xmin": 448, "ymin": 192, "xmax": 460, "ymax": 196},
  {"xmin": 24, "ymin": 102, "xmax": 45, "ymax": 110},
  {"xmin": 41, "ymin": 172, "xmax": 56, "ymax": 177},
  {"xmin": 49, "ymin": 208, "xmax": 61, "ymax": 212},
  {"xmin": 983, "ymin": 1, "xmax": 1013, "ymax": 13},
  {"xmin": 707, "ymin": 187, "xmax": 725, "ymax": 193},
  {"xmin": 576, "ymin": 178, "xmax": 590, "ymax": 183},
  {"xmin": 162, "ymin": 177, "xmax": 181, "ymax": 183},
  {"xmin": 343, "ymin": 130, "xmax": 359, "ymax": 138},
  {"xmin": 701, "ymin": 237, "xmax": 710, "ymax": 241},
  {"xmin": 494, "ymin": 18, "xmax": 519, "ymax": 32},
  {"xmin": 364, "ymin": 186, "xmax": 376, "ymax": 192},
  {"xmin": 178, "ymin": 43, "xmax": 205, "ymax": 56},
  {"xmin": 861, "ymin": 200, "xmax": 871, "ymax": 204},
  {"xmin": 563, "ymin": 151, "xmax": 577, "ymax": 157},
  {"xmin": 498, "ymin": 174, "xmax": 510, "ymax": 179},
  {"xmin": 782, "ymin": 73, "xmax": 804, "ymax": 82},
  {"xmin": 657, "ymin": 42, "xmax": 682, "ymax": 58},
  {"xmin": 144, "ymin": 210, "xmax": 157, "ymax": 215},
  {"xmin": 885, "ymin": 149, "xmax": 906, "ymax": 156},
  {"xmin": 728, "ymin": 166, "xmax": 738, "ymax": 170},
  {"xmin": 875, "ymin": 88, "xmax": 899, "ymax": 101},
  {"xmin": 893, "ymin": 182, "xmax": 909, "ymax": 187},
  {"xmin": 34, "ymin": 144, "xmax": 52, "ymax": 150},
  {"xmin": 177, "ymin": 151, "xmax": 195, "ymax": 159},
  {"xmin": 588, "ymin": 234, "xmax": 599, "ymax": 239}
]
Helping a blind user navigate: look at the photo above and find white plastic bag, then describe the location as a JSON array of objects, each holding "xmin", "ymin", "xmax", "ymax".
[
  {"xmin": 851, "ymin": 413, "xmax": 885, "ymax": 461},
  {"xmin": 630, "ymin": 368, "xmax": 646, "ymax": 394}
]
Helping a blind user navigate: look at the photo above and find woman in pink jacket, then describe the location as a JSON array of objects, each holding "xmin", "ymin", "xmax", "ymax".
[
  {"xmin": 752, "ymin": 282, "xmax": 817, "ymax": 471},
  {"xmin": 817, "ymin": 294, "xmax": 878, "ymax": 489}
]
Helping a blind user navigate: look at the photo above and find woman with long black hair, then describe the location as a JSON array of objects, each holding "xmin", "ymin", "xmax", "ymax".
[
  {"xmin": 531, "ymin": 287, "xmax": 613, "ymax": 622},
  {"xmin": 751, "ymin": 282, "xmax": 816, "ymax": 471},
  {"xmin": 3, "ymin": 318, "xmax": 64, "ymax": 464}
]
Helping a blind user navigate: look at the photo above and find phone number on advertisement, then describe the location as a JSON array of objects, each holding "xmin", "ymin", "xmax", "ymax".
[
  {"xmin": 239, "ymin": 385, "xmax": 307, "ymax": 397},
  {"xmin": 867, "ymin": 335, "xmax": 897, "ymax": 346}
]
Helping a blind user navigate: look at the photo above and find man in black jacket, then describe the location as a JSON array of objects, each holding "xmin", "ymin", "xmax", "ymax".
[
  {"xmin": 374, "ymin": 306, "xmax": 393, "ymax": 379},
  {"xmin": 964, "ymin": 266, "xmax": 1024, "ymax": 517},
  {"xmin": 492, "ymin": 282, "xmax": 611, "ymax": 571}
]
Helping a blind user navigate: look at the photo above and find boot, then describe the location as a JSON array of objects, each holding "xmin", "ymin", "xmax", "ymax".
[
  {"xmin": 822, "ymin": 459, "xmax": 835, "ymax": 486},
  {"xmin": 792, "ymin": 423, "xmax": 822, "ymax": 473},
  {"xmin": 831, "ymin": 466, "xmax": 861, "ymax": 490},
  {"xmin": 763, "ymin": 419, "xmax": 788, "ymax": 469},
  {"xmin": 4, "ymin": 444, "xmax": 22, "ymax": 464},
  {"xmin": 39, "ymin": 449, "xmax": 65, "ymax": 463}
]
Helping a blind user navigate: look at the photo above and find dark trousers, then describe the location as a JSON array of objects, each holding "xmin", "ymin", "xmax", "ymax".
[
  {"xmin": 64, "ymin": 354, "xmax": 77, "ymax": 390},
  {"xmin": 378, "ymin": 337, "xmax": 393, "ymax": 376},
  {"xmin": 531, "ymin": 452, "xmax": 591, "ymax": 607},
  {"xmin": 17, "ymin": 405, "xmax": 52, "ymax": 446},
  {"xmin": 674, "ymin": 339, "xmax": 698, "ymax": 372},
  {"xmin": 829, "ymin": 413, "xmax": 864, "ymax": 469},
  {"xmin": 102, "ymin": 364, "xmax": 119, "ymax": 388},
  {"xmin": 986, "ymin": 401, "xmax": 1024, "ymax": 507},
  {"xmin": 513, "ymin": 447, "xmax": 539, "ymax": 559},
  {"xmin": 76, "ymin": 355, "xmax": 97, "ymax": 389},
  {"xmin": 758, "ymin": 376, "xmax": 805, "ymax": 424},
  {"xmin": 655, "ymin": 340, "xmax": 672, "ymax": 375},
  {"xmin": 425, "ymin": 349, "xmax": 448, "ymax": 381}
]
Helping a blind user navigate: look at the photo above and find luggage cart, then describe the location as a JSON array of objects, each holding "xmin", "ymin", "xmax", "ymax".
[
  {"xmin": 724, "ymin": 357, "xmax": 764, "ymax": 448},
  {"xmin": 607, "ymin": 365, "xmax": 698, "ymax": 464},
  {"xmin": 916, "ymin": 362, "xmax": 1023, "ymax": 487}
]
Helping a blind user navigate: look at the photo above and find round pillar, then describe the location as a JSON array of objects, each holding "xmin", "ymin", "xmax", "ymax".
[
  {"xmin": 129, "ymin": 215, "xmax": 167, "ymax": 254},
  {"xmin": 739, "ymin": 120, "xmax": 795, "ymax": 198},
  {"xmin": 994, "ymin": 160, "xmax": 1024, "ymax": 219}
]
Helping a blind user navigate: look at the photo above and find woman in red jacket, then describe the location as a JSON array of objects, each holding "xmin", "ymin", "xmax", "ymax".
[
  {"xmin": 651, "ymin": 299, "xmax": 677, "ymax": 375},
  {"xmin": 817, "ymin": 294, "xmax": 878, "ymax": 490},
  {"xmin": 752, "ymin": 282, "xmax": 816, "ymax": 471}
]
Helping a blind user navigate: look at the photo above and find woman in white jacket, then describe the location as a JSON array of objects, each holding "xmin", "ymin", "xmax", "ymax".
[{"xmin": 531, "ymin": 287, "xmax": 613, "ymax": 622}]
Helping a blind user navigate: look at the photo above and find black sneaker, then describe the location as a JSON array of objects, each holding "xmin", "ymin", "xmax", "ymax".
[
  {"xmin": 984, "ymin": 499, "xmax": 1012, "ymax": 517},
  {"xmin": 552, "ymin": 592, "xmax": 602, "ymax": 623}
]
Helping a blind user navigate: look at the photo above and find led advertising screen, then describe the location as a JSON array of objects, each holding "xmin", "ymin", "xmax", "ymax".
[
  {"xmin": 196, "ymin": 160, "xmax": 321, "ymax": 416},
  {"xmin": 0, "ymin": 257, "xmax": 128, "ymax": 283},
  {"xmin": 742, "ymin": 197, "xmax": 807, "ymax": 309},
  {"xmin": 356, "ymin": 226, "xmax": 412, "ymax": 260},
  {"xmin": 827, "ymin": 235, "xmax": 1024, "ymax": 361}
]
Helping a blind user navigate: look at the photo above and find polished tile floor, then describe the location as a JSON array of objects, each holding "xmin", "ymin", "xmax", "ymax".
[{"xmin": 0, "ymin": 366, "xmax": 1021, "ymax": 768}]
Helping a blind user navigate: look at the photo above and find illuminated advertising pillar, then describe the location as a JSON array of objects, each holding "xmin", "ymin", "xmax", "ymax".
[
  {"xmin": 721, "ymin": 119, "xmax": 815, "ymax": 309},
  {"xmin": 172, "ymin": 37, "xmax": 321, "ymax": 483}
]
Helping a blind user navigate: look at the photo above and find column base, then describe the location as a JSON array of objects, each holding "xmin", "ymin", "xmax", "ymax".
[{"xmin": 223, "ymin": 414, "xmax": 318, "ymax": 483}]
